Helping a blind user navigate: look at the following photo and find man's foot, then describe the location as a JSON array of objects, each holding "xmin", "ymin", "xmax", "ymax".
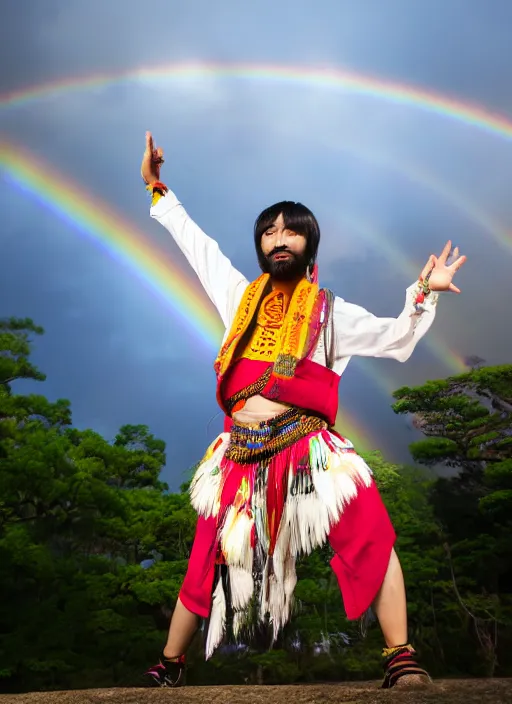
[
  {"xmin": 144, "ymin": 653, "xmax": 186, "ymax": 687},
  {"xmin": 381, "ymin": 644, "xmax": 432, "ymax": 689}
]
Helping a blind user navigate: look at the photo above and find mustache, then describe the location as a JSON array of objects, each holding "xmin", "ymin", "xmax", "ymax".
[{"xmin": 268, "ymin": 246, "xmax": 295, "ymax": 258}]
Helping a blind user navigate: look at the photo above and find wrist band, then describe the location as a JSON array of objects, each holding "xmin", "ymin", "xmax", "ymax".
[
  {"xmin": 146, "ymin": 181, "xmax": 168, "ymax": 207},
  {"xmin": 414, "ymin": 268, "xmax": 433, "ymax": 312},
  {"xmin": 145, "ymin": 180, "xmax": 168, "ymax": 195}
]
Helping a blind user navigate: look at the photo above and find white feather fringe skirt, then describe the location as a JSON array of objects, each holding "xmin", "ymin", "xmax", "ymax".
[{"xmin": 189, "ymin": 408, "xmax": 373, "ymax": 659}]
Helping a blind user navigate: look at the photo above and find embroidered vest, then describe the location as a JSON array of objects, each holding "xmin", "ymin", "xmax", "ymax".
[{"xmin": 215, "ymin": 274, "xmax": 340, "ymax": 426}]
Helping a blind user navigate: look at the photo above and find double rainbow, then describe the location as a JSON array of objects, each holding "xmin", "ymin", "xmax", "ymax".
[{"xmin": 4, "ymin": 61, "xmax": 507, "ymax": 451}]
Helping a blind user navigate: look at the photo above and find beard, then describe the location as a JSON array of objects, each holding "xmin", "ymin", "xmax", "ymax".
[{"xmin": 265, "ymin": 249, "xmax": 308, "ymax": 281}]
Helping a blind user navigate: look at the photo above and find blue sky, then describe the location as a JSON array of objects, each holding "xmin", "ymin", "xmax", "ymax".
[{"xmin": 1, "ymin": 1, "xmax": 511, "ymax": 488}]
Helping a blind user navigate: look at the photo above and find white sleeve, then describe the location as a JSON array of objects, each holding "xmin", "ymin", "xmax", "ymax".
[
  {"xmin": 150, "ymin": 190, "xmax": 249, "ymax": 328},
  {"xmin": 333, "ymin": 283, "xmax": 439, "ymax": 363}
]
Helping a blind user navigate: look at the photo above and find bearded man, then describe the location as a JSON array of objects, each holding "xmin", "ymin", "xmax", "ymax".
[{"xmin": 140, "ymin": 132, "xmax": 466, "ymax": 689}]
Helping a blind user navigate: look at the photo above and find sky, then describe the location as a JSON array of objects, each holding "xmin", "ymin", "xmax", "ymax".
[{"xmin": 1, "ymin": 0, "xmax": 511, "ymax": 489}]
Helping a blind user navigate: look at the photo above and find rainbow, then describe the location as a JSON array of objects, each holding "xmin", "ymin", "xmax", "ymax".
[
  {"xmin": 0, "ymin": 60, "xmax": 491, "ymax": 377},
  {"xmin": 0, "ymin": 140, "xmax": 375, "ymax": 452},
  {"xmin": 335, "ymin": 213, "xmax": 468, "ymax": 375},
  {"xmin": 0, "ymin": 140, "xmax": 222, "ymax": 347},
  {"xmin": 273, "ymin": 118, "xmax": 512, "ymax": 256},
  {"xmin": 2, "ymin": 61, "xmax": 512, "ymax": 142},
  {"xmin": 329, "ymin": 141, "xmax": 512, "ymax": 256},
  {"xmin": 0, "ymin": 61, "xmax": 496, "ymax": 374}
]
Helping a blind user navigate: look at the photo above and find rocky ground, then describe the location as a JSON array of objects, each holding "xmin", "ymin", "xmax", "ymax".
[{"xmin": 1, "ymin": 680, "xmax": 511, "ymax": 704}]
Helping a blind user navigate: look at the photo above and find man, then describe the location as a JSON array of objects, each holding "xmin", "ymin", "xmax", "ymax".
[{"xmin": 140, "ymin": 132, "xmax": 466, "ymax": 689}]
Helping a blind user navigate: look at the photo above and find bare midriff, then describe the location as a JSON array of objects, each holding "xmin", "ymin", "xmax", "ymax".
[{"xmin": 231, "ymin": 394, "xmax": 290, "ymax": 424}]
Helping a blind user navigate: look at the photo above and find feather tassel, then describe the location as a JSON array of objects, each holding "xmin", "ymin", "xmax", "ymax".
[
  {"xmin": 233, "ymin": 610, "xmax": 246, "ymax": 639},
  {"xmin": 221, "ymin": 507, "xmax": 254, "ymax": 572},
  {"xmin": 190, "ymin": 433, "xmax": 230, "ymax": 517},
  {"xmin": 205, "ymin": 576, "xmax": 226, "ymax": 660},
  {"xmin": 229, "ymin": 565, "xmax": 254, "ymax": 611}
]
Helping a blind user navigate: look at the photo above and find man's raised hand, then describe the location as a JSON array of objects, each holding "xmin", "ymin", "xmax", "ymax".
[
  {"xmin": 141, "ymin": 131, "xmax": 164, "ymax": 185},
  {"xmin": 421, "ymin": 241, "xmax": 467, "ymax": 294}
]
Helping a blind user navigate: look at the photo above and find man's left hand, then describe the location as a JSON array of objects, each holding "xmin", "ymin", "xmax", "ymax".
[{"xmin": 421, "ymin": 241, "xmax": 467, "ymax": 294}]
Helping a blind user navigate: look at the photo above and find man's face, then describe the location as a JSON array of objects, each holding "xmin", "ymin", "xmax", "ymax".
[{"xmin": 260, "ymin": 213, "xmax": 308, "ymax": 280}]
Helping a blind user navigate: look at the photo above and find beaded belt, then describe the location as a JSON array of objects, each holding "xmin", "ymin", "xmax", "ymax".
[{"xmin": 225, "ymin": 407, "xmax": 326, "ymax": 464}]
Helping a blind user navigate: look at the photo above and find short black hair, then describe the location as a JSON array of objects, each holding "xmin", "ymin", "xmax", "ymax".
[{"xmin": 254, "ymin": 201, "xmax": 321, "ymax": 273}]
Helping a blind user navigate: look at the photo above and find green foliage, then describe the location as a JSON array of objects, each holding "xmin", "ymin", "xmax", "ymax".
[
  {"xmin": 0, "ymin": 317, "xmax": 45, "ymax": 388},
  {"xmin": 393, "ymin": 365, "xmax": 512, "ymax": 468},
  {"xmin": 0, "ymin": 319, "xmax": 511, "ymax": 691},
  {"xmin": 393, "ymin": 364, "xmax": 512, "ymax": 677},
  {"xmin": 0, "ymin": 318, "xmax": 194, "ymax": 692}
]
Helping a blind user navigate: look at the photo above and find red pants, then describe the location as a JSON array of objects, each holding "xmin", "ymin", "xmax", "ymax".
[{"xmin": 179, "ymin": 479, "xmax": 396, "ymax": 620}]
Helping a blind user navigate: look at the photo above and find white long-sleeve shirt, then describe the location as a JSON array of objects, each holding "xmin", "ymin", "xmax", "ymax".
[{"xmin": 150, "ymin": 191, "xmax": 439, "ymax": 377}]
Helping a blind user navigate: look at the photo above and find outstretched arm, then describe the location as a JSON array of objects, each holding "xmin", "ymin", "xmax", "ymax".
[
  {"xmin": 142, "ymin": 133, "xmax": 248, "ymax": 328},
  {"xmin": 333, "ymin": 244, "xmax": 466, "ymax": 363},
  {"xmin": 150, "ymin": 192, "xmax": 248, "ymax": 328},
  {"xmin": 333, "ymin": 284, "xmax": 439, "ymax": 363}
]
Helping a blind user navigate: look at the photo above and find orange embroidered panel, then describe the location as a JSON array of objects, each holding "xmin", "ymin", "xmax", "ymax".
[
  {"xmin": 240, "ymin": 290, "xmax": 288, "ymax": 362},
  {"xmin": 215, "ymin": 272, "xmax": 320, "ymax": 381}
]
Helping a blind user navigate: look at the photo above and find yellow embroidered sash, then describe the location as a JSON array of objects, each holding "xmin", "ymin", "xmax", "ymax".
[
  {"xmin": 214, "ymin": 273, "xmax": 319, "ymax": 380},
  {"xmin": 241, "ymin": 289, "xmax": 288, "ymax": 364}
]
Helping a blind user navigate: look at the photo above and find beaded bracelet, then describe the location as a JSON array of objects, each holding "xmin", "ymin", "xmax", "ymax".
[
  {"xmin": 413, "ymin": 268, "xmax": 433, "ymax": 313},
  {"xmin": 145, "ymin": 180, "xmax": 168, "ymax": 195},
  {"xmin": 145, "ymin": 181, "xmax": 168, "ymax": 206}
]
